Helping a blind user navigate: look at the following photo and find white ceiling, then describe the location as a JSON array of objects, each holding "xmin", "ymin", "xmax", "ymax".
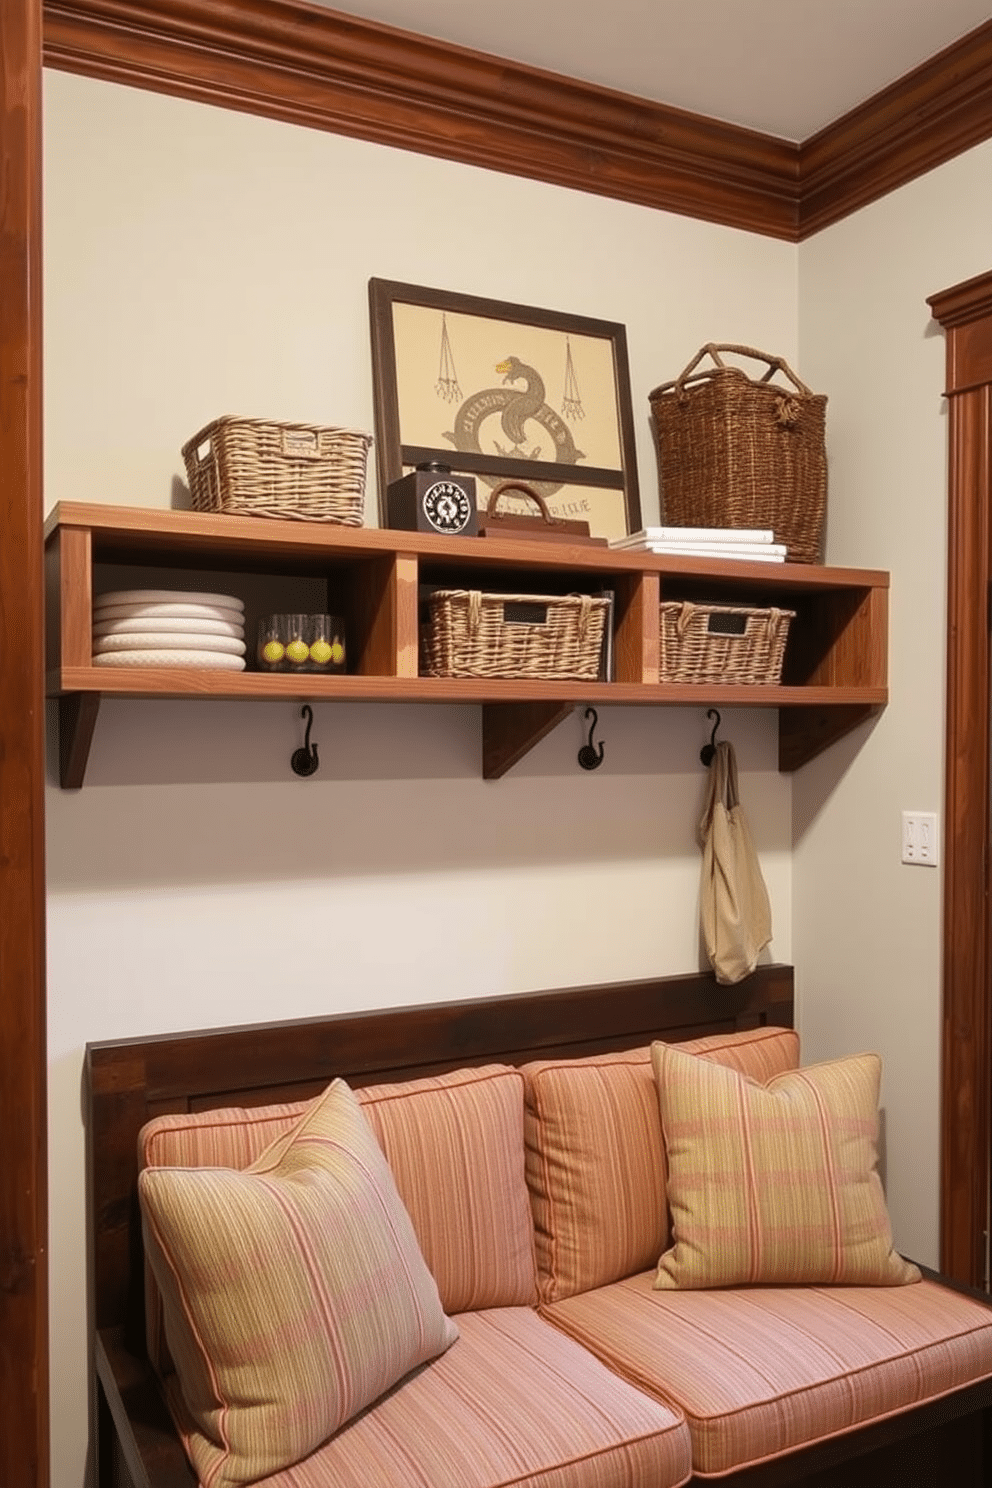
[{"xmin": 313, "ymin": 0, "xmax": 992, "ymax": 140}]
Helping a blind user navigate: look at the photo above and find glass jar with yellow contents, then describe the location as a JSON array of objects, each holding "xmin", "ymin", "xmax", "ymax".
[{"xmin": 257, "ymin": 615, "xmax": 346, "ymax": 673}]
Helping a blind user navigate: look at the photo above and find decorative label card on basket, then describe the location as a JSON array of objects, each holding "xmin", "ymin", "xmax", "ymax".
[{"xmin": 649, "ymin": 344, "xmax": 827, "ymax": 565}]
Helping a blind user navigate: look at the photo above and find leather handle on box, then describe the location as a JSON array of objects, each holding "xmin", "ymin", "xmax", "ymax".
[{"xmin": 487, "ymin": 481, "xmax": 564, "ymax": 527}]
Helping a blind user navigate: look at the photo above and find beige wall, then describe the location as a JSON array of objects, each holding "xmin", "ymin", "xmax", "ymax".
[
  {"xmin": 794, "ymin": 137, "xmax": 992, "ymax": 1267},
  {"xmin": 45, "ymin": 60, "xmax": 992, "ymax": 1488},
  {"xmin": 44, "ymin": 71, "xmax": 797, "ymax": 1487}
]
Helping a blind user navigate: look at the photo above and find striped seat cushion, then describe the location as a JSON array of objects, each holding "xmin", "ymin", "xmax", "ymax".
[
  {"xmin": 140, "ymin": 1063, "xmax": 537, "ymax": 1372},
  {"xmin": 197, "ymin": 1306, "xmax": 692, "ymax": 1488},
  {"xmin": 652, "ymin": 1044, "xmax": 920, "ymax": 1288},
  {"xmin": 544, "ymin": 1270, "xmax": 992, "ymax": 1476},
  {"xmin": 523, "ymin": 1026, "xmax": 799, "ymax": 1302},
  {"xmin": 139, "ymin": 1079, "xmax": 458, "ymax": 1488}
]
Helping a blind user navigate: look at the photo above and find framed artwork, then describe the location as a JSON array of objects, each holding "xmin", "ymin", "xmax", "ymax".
[{"xmin": 368, "ymin": 279, "xmax": 641, "ymax": 541}]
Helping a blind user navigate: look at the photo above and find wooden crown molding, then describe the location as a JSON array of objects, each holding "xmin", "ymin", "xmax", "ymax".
[
  {"xmin": 41, "ymin": 0, "xmax": 800, "ymax": 240},
  {"xmin": 800, "ymin": 21, "xmax": 992, "ymax": 237},
  {"xmin": 37, "ymin": 2, "xmax": 992, "ymax": 243},
  {"xmin": 928, "ymin": 268, "xmax": 992, "ymax": 332}
]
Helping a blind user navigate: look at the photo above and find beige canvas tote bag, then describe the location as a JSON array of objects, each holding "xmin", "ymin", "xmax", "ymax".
[{"xmin": 699, "ymin": 740, "xmax": 772, "ymax": 984}]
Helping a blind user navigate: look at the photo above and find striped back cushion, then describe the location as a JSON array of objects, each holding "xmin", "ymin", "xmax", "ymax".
[
  {"xmin": 652, "ymin": 1043, "xmax": 922, "ymax": 1288},
  {"xmin": 356, "ymin": 1065, "xmax": 538, "ymax": 1312},
  {"xmin": 140, "ymin": 1062, "xmax": 536, "ymax": 1370},
  {"xmin": 523, "ymin": 1026, "xmax": 799, "ymax": 1302},
  {"xmin": 138, "ymin": 1079, "xmax": 458, "ymax": 1488}
]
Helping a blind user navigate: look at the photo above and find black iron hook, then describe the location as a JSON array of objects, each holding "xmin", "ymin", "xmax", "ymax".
[
  {"xmin": 290, "ymin": 704, "xmax": 320, "ymax": 778},
  {"xmin": 578, "ymin": 707, "xmax": 605, "ymax": 771},
  {"xmin": 700, "ymin": 709, "xmax": 722, "ymax": 767}
]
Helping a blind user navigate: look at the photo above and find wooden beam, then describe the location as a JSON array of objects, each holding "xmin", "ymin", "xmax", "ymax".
[{"xmin": 0, "ymin": 0, "xmax": 49, "ymax": 1483}]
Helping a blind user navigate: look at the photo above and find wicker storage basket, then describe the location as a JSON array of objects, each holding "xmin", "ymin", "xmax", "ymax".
[
  {"xmin": 659, "ymin": 601, "xmax": 795, "ymax": 684},
  {"xmin": 181, "ymin": 416, "xmax": 372, "ymax": 524},
  {"xmin": 649, "ymin": 344, "xmax": 827, "ymax": 564},
  {"xmin": 421, "ymin": 590, "xmax": 609, "ymax": 680}
]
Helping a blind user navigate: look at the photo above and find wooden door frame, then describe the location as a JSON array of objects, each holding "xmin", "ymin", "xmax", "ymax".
[
  {"xmin": 929, "ymin": 272, "xmax": 992, "ymax": 1287},
  {"xmin": 0, "ymin": 1, "xmax": 49, "ymax": 1485}
]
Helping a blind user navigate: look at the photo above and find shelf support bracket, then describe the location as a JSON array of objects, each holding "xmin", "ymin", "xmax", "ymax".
[
  {"xmin": 59, "ymin": 693, "xmax": 101, "ymax": 789},
  {"xmin": 482, "ymin": 702, "xmax": 574, "ymax": 780},
  {"xmin": 778, "ymin": 703, "xmax": 880, "ymax": 772}
]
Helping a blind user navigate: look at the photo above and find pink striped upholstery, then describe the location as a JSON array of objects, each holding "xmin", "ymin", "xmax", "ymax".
[
  {"xmin": 652, "ymin": 1045, "xmax": 920, "ymax": 1289},
  {"xmin": 357, "ymin": 1065, "xmax": 538, "ymax": 1312},
  {"xmin": 139, "ymin": 1079, "xmax": 458, "ymax": 1488},
  {"xmin": 188, "ymin": 1306, "xmax": 692, "ymax": 1488},
  {"xmin": 523, "ymin": 1027, "xmax": 799, "ymax": 1302},
  {"xmin": 140, "ymin": 1063, "xmax": 537, "ymax": 1373},
  {"xmin": 544, "ymin": 1270, "xmax": 992, "ymax": 1476}
]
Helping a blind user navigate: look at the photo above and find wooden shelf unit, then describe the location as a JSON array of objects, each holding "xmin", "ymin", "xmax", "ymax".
[{"xmin": 44, "ymin": 502, "xmax": 889, "ymax": 787}]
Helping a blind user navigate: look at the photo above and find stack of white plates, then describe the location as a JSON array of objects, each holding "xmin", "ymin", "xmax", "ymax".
[{"xmin": 91, "ymin": 589, "xmax": 247, "ymax": 671}]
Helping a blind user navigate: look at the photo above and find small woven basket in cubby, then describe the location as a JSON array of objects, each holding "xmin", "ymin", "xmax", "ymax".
[
  {"xmin": 181, "ymin": 416, "xmax": 372, "ymax": 524},
  {"xmin": 421, "ymin": 590, "xmax": 610, "ymax": 681},
  {"xmin": 659, "ymin": 601, "xmax": 795, "ymax": 684}
]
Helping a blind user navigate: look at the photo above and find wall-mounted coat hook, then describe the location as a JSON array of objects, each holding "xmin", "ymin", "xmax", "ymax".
[
  {"xmin": 578, "ymin": 707, "xmax": 605, "ymax": 771},
  {"xmin": 291, "ymin": 704, "xmax": 320, "ymax": 777},
  {"xmin": 700, "ymin": 708, "xmax": 722, "ymax": 767}
]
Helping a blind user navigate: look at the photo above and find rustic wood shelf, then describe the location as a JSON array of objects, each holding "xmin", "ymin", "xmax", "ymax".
[{"xmin": 44, "ymin": 502, "xmax": 889, "ymax": 787}]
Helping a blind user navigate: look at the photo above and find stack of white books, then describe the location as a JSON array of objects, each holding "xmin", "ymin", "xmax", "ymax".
[{"xmin": 609, "ymin": 526, "xmax": 788, "ymax": 563}]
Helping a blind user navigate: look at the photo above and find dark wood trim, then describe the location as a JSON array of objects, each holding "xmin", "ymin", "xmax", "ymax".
[
  {"xmin": 41, "ymin": 0, "xmax": 800, "ymax": 240},
  {"xmin": 800, "ymin": 21, "xmax": 992, "ymax": 237},
  {"xmin": 928, "ymin": 270, "xmax": 992, "ymax": 1287},
  {"xmin": 39, "ymin": 3, "xmax": 992, "ymax": 243},
  {"xmin": 926, "ymin": 269, "xmax": 992, "ymax": 332},
  {"xmin": 0, "ymin": 0, "xmax": 50, "ymax": 1485}
]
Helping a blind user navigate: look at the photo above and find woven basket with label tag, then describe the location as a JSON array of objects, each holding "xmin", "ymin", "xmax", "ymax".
[
  {"xmin": 421, "ymin": 589, "xmax": 610, "ymax": 680},
  {"xmin": 659, "ymin": 601, "xmax": 795, "ymax": 684},
  {"xmin": 182, "ymin": 416, "xmax": 372, "ymax": 524}
]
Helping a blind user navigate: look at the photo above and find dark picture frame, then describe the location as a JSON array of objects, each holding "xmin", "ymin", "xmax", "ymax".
[{"xmin": 368, "ymin": 279, "xmax": 641, "ymax": 541}]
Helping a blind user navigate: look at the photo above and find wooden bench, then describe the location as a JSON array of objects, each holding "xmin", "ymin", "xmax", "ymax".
[{"xmin": 86, "ymin": 963, "xmax": 991, "ymax": 1487}]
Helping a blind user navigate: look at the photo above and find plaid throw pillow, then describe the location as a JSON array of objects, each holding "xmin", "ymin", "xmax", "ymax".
[{"xmin": 652, "ymin": 1043, "xmax": 921, "ymax": 1290}]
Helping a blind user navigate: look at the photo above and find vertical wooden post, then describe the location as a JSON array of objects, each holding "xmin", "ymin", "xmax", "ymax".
[
  {"xmin": 614, "ymin": 571, "xmax": 659, "ymax": 684},
  {"xmin": 0, "ymin": 0, "xmax": 49, "ymax": 1483},
  {"xmin": 928, "ymin": 271, "xmax": 992, "ymax": 1288}
]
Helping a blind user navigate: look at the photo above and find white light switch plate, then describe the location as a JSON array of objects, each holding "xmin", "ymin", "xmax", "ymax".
[{"xmin": 902, "ymin": 811, "xmax": 939, "ymax": 866}]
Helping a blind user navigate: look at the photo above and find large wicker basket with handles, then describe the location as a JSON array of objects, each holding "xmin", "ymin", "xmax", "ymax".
[
  {"xmin": 182, "ymin": 416, "xmax": 372, "ymax": 524},
  {"xmin": 649, "ymin": 344, "xmax": 827, "ymax": 564},
  {"xmin": 421, "ymin": 589, "xmax": 610, "ymax": 680},
  {"xmin": 659, "ymin": 601, "xmax": 795, "ymax": 685}
]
